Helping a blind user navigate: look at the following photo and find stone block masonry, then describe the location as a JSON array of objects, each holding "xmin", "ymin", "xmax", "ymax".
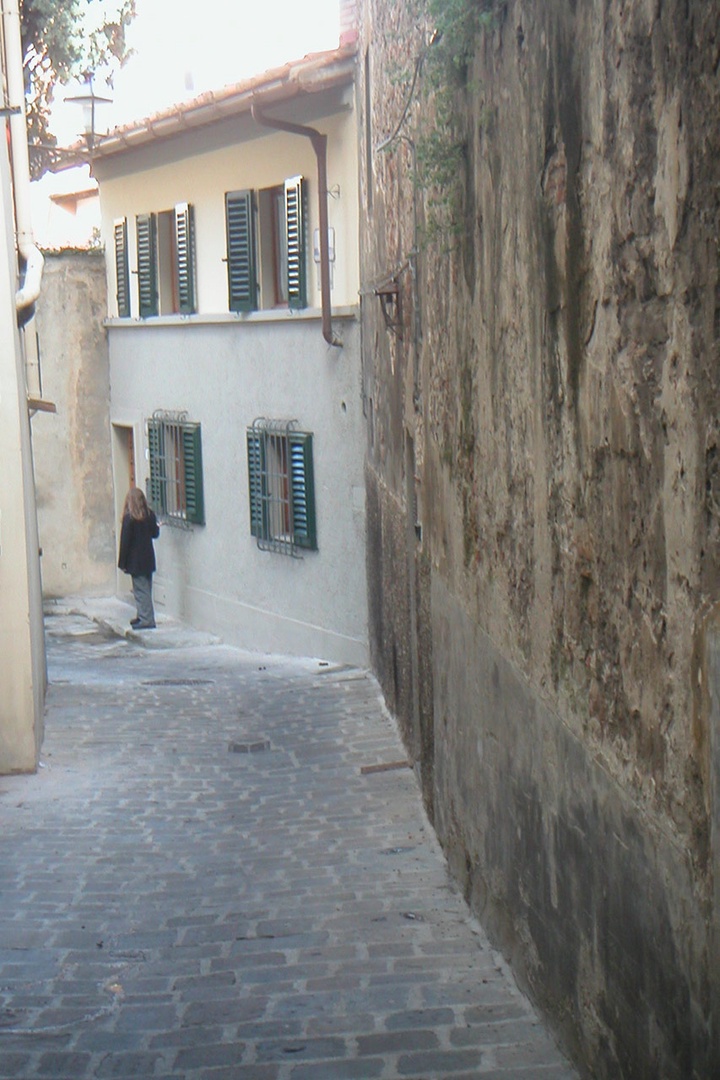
[{"xmin": 359, "ymin": 0, "xmax": 720, "ymax": 1075}]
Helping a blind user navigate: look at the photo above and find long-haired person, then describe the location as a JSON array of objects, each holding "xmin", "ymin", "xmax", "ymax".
[{"xmin": 118, "ymin": 487, "xmax": 160, "ymax": 629}]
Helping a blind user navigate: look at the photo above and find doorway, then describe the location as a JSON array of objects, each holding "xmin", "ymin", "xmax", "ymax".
[{"xmin": 112, "ymin": 423, "xmax": 136, "ymax": 543}]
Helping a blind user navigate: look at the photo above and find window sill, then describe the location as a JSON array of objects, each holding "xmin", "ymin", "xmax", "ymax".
[{"xmin": 105, "ymin": 306, "xmax": 358, "ymax": 328}]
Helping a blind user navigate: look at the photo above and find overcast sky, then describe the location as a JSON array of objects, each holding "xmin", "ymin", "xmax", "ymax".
[{"xmin": 57, "ymin": 0, "xmax": 341, "ymax": 141}]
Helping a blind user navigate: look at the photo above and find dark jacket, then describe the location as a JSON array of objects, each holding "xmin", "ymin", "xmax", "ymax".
[{"xmin": 118, "ymin": 511, "xmax": 159, "ymax": 577}]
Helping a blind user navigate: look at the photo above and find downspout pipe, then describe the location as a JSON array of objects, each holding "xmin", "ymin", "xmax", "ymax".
[
  {"xmin": 251, "ymin": 103, "xmax": 341, "ymax": 348},
  {"xmin": 1, "ymin": 0, "xmax": 44, "ymax": 323}
]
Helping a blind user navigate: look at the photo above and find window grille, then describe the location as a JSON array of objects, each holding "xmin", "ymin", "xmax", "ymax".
[
  {"xmin": 147, "ymin": 411, "xmax": 205, "ymax": 527},
  {"xmin": 247, "ymin": 418, "xmax": 317, "ymax": 556}
]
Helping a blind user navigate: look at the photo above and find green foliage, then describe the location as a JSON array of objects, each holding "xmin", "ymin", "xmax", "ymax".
[
  {"xmin": 425, "ymin": 0, "xmax": 498, "ymax": 86},
  {"xmin": 21, "ymin": 0, "xmax": 136, "ymax": 177},
  {"xmin": 415, "ymin": 0, "xmax": 502, "ymax": 238}
]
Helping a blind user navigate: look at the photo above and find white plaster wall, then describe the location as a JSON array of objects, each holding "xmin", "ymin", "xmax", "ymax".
[
  {"xmin": 99, "ymin": 112, "xmax": 359, "ymax": 316},
  {"xmin": 108, "ymin": 315, "xmax": 368, "ymax": 665},
  {"xmin": 0, "ymin": 136, "xmax": 46, "ymax": 773}
]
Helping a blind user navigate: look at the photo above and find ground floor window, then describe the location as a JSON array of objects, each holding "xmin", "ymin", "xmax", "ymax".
[
  {"xmin": 246, "ymin": 419, "xmax": 316, "ymax": 556},
  {"xmin": 147, "ymin": 411, "xmax": 205, "ymax": 526}
]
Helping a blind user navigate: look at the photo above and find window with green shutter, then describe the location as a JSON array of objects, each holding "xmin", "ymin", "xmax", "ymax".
[
  {"xmin": 149, "ymin": 203, "xmax": 197, "ymax": 315},
  {"xmin": 182, "ymin": 422, "xmax": 204, "ymax": 524},
  {"xmin": 244, "ymin": 177, "xmax": 309, "ymax": 311},
  {"xmin": 114, "ymin": 218, "xmax": 130, "ymax": 317},
  {"xmin": 136, "ymin": 213, "xmax": 158, "ymax": 317},
  {"xmin": 225, "ymin": 189, "xmax": 257, "ymax": 312},
  {"xmin": 284, "ymin": 176, "xmax": 307, "ymax": 310},
  {"xmin": 246, "ymin": 419, "xmax": 317, "ymax": 556},
  {"xmin": 289, "ymin": 432, "xmax": 316, "ymax": 549},
  {"xmin": 246, "ymin": 432, "xmax": 264, "ymax": 538},
  {"xmin": 147, "ymin": 419, "xmax": 164, "ymax": 511},
  {"xmin": 175, "ymin": 203, "xmax": 196, "ymax": 314},
  {"xmin": 147, "ymin": 412, "xmax": 205, "ymax": 527}
]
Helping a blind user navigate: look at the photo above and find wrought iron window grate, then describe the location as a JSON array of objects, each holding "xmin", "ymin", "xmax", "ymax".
[
  {"xmin": 247, "ymin": 418, "xmax": 317, "ymax": 557},
  {"xmin": 148, "ymin": 410, "xmax": 205, "ymax": 527}
]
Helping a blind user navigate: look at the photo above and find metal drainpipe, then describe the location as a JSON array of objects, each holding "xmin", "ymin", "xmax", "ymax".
[
  {"xmin": 251, "ymin": 103, "xmax": 341, "ymax": 348},
  {"xmin": 1, "ymin": 0, "xmax": 44, "ymax": 327}
]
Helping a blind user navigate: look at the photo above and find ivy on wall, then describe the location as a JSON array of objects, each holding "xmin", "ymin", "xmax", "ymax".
[{"xmin": 412, "ymin": 0, "xmax": 503, "ymax": 238}]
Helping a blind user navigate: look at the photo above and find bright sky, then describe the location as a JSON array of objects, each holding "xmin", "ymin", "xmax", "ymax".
[{"xmin": 57, "ymin": 0, "xmax": 341, "ymax": 142}]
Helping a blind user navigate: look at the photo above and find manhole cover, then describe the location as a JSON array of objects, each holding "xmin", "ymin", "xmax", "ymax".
[
  {"xmin": 229, "ymin": 739, "xmax": 271, "ymax": 754},
  {"xmin": 141, "ymin": 679, "xmax": 214, "ymax": 687}
]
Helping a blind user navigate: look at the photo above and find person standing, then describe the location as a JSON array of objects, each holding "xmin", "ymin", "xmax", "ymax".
[{"xmin": 118, "ymin": 487, "xmax": 160, "ymax": 629}]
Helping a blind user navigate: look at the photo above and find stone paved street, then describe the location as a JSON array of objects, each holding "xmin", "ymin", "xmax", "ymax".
[{"xmin": 0, "ymin": 602, "xmax": 579, "ymax": 1079}]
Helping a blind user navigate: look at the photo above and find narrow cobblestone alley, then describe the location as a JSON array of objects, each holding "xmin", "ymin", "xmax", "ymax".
[{"xmin": 0, "ymin": 604, "xmax": 579, "ymax": 1079}]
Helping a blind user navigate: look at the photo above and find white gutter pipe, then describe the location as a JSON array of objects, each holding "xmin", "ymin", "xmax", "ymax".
[{"xmin": 1, "ymin": 0, "xmax": 44, "ymax": 321}]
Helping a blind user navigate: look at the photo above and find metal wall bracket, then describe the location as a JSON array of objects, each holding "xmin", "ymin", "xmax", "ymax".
[{"xmin": 374, "ymin": 279, "xmax": 403, "ymax": 338}]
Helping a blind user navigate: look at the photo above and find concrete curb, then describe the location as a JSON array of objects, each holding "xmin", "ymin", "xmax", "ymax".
[{"xmin": 43, "ymin": 595, "xmax": 221, "ymax": 650}]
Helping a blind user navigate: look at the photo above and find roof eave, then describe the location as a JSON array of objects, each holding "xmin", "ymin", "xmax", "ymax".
[{"xmin": 88, "ymin": 46, "xmax": 356, "ymax": 165}]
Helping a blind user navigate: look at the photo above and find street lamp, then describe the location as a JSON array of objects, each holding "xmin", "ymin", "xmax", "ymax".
[{"xmin": 64, "ymin": 74, "xmax": 112, "ymax": 151}]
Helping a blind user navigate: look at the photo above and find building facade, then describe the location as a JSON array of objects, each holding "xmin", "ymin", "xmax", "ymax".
[
  {"xmin": 92, "ymin": 45, "xmax": 367, "ymax": 664},
  {"xmin": 0, "ymin": 4, "xmax": 47, "ymax": 774}
]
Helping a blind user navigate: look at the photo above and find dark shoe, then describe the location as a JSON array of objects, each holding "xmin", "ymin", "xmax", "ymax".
[
  {"xmin": 130, "ymin": 617, "xmax": 141, "ymax": 627},
  {"xmin": 135, "ymin": 622, "xmax": 156, "ymax": 630}
]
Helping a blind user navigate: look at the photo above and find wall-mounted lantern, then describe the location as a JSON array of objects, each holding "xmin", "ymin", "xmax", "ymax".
[
  {"xmin": 65, "ymin": 74, "xmax": 112, "ymax": 151},
  {"xmin": 374, "ymin": 278, "xmax": 403, "ymax": 338}
]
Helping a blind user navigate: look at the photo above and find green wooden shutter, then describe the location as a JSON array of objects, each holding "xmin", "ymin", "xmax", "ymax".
[
  {"xmin": 226, "ymin": 190, "xmax": 257, "ymax": 312},
  {"xmin": 246, "ymin": 430, "xmax": 264, "ymax": 538},
  {"xmin": 114, "ymin": 218, "xmax": 130, "ymax": 317},
  {"xmin": 175, "ymin": 202, "xmax": 196, "ymax": 314},
  {"xmin": 136, "ymin": 213, "xmax": 158, "ymax": 317},
  {"xmin": 289, "ymin": 432, "xmax": 316, "ymax": 549},
  {"xmin": 284, "ymin": 176, "xmax": 307, "ymax": 310},
  {"xmin": 147, "ymin": 419, "xmax": 165, "ymax": 513},
  {"xmin": 182, "ymin": 423, "xmax": 205, "ymax": 525}
]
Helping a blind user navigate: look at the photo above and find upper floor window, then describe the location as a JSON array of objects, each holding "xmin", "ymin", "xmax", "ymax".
[
  {"xmin": 114, "ymin": 218, "xmax": 131, "ymax": 317},
  {"xmin": 226, "ymin": 176, "xmax": 307, "ymax": 314},
  {"xmin": 126, "ymin": 204, "xmax": 196, "ymax": 319},
  {"xmin": 258, "ymin": 185, "xmax": 289, "ymax": 306},
  {"xmin": 136, "ymin": 212, "xmax": 158, "ymax": 317},
  {"xmin": 157, "ymin": 204, "xmax": 196, "ymax": 315}
]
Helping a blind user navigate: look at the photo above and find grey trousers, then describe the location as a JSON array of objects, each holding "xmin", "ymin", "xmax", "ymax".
[{"xmin": 131, "ymin": 574, "xmax": 155, "ymax": 627}]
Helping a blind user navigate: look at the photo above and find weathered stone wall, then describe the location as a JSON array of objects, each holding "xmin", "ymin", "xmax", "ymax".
[
  {"xmin": 359, "ymin": 0, "xmax": 719, "ymax": 1075},
  {"xmin": 33, "ymin": 252, "xmax": 116, "ymax": 598}
]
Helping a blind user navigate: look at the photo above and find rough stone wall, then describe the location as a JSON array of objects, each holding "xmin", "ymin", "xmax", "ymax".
[
  {"xmin": 359, "ymin": 0, "xmax": 719, "ymax": 1076},
  {"xmin": 33, "ymin": 252, "xmax": 116, "ymax": 597}
]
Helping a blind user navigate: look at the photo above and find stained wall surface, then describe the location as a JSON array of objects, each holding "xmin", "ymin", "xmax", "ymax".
[
  {"xmin": 359, "ymin": 1, "xmax": 719, "ymax": 1076},
  {"xmin": 33, "ymin": 252, "xmax": 117, "ymax": 598}
]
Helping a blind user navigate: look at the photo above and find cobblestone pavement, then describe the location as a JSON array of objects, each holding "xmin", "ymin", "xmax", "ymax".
[{"xmin": 0, "ymin": 605, "xmax": 579, "ymax": 1079}]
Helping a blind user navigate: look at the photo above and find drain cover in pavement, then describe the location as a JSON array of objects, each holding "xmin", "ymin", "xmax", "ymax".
[
  {"xmin": 141, "ymin": 678, "xmax": 214, "ymax": 686},
  {"xmin": 229, "ymin": 739, "xmax": 271, "ymax": 753}
]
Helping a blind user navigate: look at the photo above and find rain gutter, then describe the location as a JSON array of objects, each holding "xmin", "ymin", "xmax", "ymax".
[
  {"xmin": 1, "ymin": 0, "xmax": 44, "ymax": 326},
  {"xmin": 251, "ymin": 103, "xmax": 341, "ymax": 348}
]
